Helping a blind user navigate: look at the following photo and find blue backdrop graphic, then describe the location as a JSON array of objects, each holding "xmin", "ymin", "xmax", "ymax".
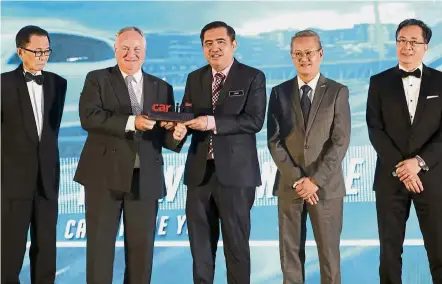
[{"xmin": 1, "ymin": 1, "xmax": 442, "ymax": 283}]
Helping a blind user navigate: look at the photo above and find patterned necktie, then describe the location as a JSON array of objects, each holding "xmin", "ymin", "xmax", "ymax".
[
  {"xmin": 125, "ymin": 75, "xmax": 142, "ymax": 115},
  {"xmin": 208, "ymin": 72, "xmax": 226, "ymax": 158},
  {"xmin": 300, "ymin": 84, "xmax": 312, "ymax": 128}
]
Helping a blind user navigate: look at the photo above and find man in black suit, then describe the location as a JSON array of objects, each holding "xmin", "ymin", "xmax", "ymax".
[
  {"xmin": 178, "ymin": 21, "xmax": 266, "ymax": 284},
  {"xmin": 366, "ymin": 19, "xmax": 442, "ymax": 283},
  {"xmin": 73, "ymin": 26, "xmax": 183, "ymax": 284},
  {"xmin": 1, "ymin": 25, "xmax": 67, "ymax": 284}
]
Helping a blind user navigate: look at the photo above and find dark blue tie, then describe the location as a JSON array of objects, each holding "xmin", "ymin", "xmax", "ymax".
[{"xmin": 300, "ymin": 84, "xmax": 312, "ymax": 128}]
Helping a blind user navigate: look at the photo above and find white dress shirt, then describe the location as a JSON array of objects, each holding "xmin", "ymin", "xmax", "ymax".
[
  {"xmin": 399, "ymin": 63, "xmax": 423, "ymax": 123},
  {"xmin": 24, "ymin": 69, "xmax": 44, "ymax": 139},
  {"xmin": 121, "ymin": 69, "xmax": 144, "ymax": 168},
  {"xmin": 297, "ymin": 72, "xmax": 321, "ymax": 102},
  {"xmin": 122, "ymin": 69, "xmax": 144, "ymax": 132}
]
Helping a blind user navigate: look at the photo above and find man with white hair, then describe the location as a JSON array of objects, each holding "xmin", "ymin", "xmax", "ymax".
[{"xmin": 74, "ymin": 26, "xmax": 185, "ymax": 284}]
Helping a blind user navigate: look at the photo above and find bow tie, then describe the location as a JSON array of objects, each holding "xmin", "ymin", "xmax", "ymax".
[
  {"xmin": 24, "ymin": 72, "xmax": 44, "ymax": 85},
  {"xmin": 399, "ymin": 68, "xmax": 421, "ymax": 79}
]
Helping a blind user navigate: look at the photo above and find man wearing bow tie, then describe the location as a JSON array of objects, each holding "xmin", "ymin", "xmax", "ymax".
[
  {"xmin": 1, "ymin": 25, "xmax": 67, "ymax": 283},
  {"xmin": 366, "ymin": 19, "xmax": 442, "ymax": 283},
  {"xmin": 267, "ymin": 30, "xmax": 350, "ymax": 284}
]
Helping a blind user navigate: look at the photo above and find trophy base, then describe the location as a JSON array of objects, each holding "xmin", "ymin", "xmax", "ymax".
[{"xmin": 147, "ymin": 111, "xmax": 195, "ymax": 122}]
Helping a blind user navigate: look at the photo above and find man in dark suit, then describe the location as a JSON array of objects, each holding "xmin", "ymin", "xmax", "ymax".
[
  {"xmin": 267, "ymin": 30, "xmax": 351, "ymax": 284},
  {"xmin": 366, "ymin": 19, "xmax": 442, "ymax": 283},
  {"xmin": 73, "ymin": 26, "xmax": 183, "ymax": 284},
  {"xmin": 1, "ymin": 25, "xmax": 67, "ymax": 284},
  {"xmin": 177, "ymin": 21, "xmax": 266, "ymax": 284}
]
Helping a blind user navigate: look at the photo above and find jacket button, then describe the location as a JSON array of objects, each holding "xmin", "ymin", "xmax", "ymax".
[
  {"xmin": 304, "ymin": 145, "xmax": 309, "ymax": 149},
  {"xmin": 111, "ymin": 149, "xmax": 116, "ymax": 153}
]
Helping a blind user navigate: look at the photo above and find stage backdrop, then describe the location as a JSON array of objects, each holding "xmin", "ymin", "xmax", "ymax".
[{"xmin": 1, "ymin": 1, "xmax": 442, "ymax": 283}]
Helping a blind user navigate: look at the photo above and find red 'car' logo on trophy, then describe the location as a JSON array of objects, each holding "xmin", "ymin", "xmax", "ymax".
[{"xmin": 152, "ymin": 104, "xmax": 172, "ymax": 112}]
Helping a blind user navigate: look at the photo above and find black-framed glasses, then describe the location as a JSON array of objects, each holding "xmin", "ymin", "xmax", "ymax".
[
  {"xmin": 21, "ymin": 47, "xmax": 52, "ymax": 57},
  {"xmin": 396, "ymin": 39, "xmax": 426, "ymax": 47},
  {"xmin": 291, "ymin": 48, "xmax": 322, "ymax": 59}
]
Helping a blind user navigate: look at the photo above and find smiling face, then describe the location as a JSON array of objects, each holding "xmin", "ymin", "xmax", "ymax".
[
  {"xmin": 291, "ymin": 36, "xmax": 323, "ymax": 83},
  {"xmin": 202, "ymin": 27, "xmax": 237, "ymax": 72},
  {"xmin": 396, "ymin": 25, "xmax": 428, "ymax": 70},
  {"xmin": 114, "ymin": 30, "xmax": 146, "ymax": 75}
]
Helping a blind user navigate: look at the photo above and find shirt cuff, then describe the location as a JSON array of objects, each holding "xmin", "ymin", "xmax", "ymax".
[
  {"xmin": 125, "ymin": 115, "xmax": 136, "ymax": 132},
  {"xmin": 206, "ymin": 115, "xmax": 216, "ymax": 134}
]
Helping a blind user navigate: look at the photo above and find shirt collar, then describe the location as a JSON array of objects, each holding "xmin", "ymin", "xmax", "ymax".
[
  {"xmin": 120, "ymin": 68, "xmax": 143, "ymax": 83},
  {"xmin": 23, "ymin": 68, "xmax": 42, "ymax": 76},
  {"xmin": 212, "ymin": 59, "xmax": 234, "ymax": 79},
  {"xmin": 399, "ymin": 63, "xmax": 423, "ymax": 74},
  {"xmin": 297, "ymin": 72, "xmax": 321, "ymax": 91}
]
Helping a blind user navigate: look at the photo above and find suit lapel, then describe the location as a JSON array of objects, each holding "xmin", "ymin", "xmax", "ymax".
[
  {"xmin": 412, "ymin": 65, "xmax": 431, "ymax": 127},
  {"xmin": 108, "ymin": 65, "xmax": 132, "ymax": 114},
  {"xmin": 41, "ymin": 70, "xmax": 54, "ymax": 137},
  {"xmin": 290, "ymin": 78, "xmax": 305, "ymax": 134},
  {"xmin": 392, "ymin": 66, "xmax": 412, "ymax": 125},
  {"xmin": 215, "ymin": 59, "xmax": 238, "ymax": 107},
  {"xmin": 201, "ymin": 66, "xmax": 213, "ymax": 109},
  {"xmin": 15, "ymin": 65, "xmax": 38, "ymax": 143},
  {"xmin": 142, "ymin": 73, "xmax": 158, "ymax": 114},
  {"xmin": 306, "ymin": 75, "xmax": 327, "ymax": 134}
]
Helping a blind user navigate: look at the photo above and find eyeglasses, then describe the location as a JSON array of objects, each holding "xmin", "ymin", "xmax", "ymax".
[
  {"xmin": 21, "ymin": 47, "xmax": 52, "ymax": 57},
  {"xmin": 291, "ymin": 49, "xmax": 322, "ymax": 59},
  {"xmin": 396, "ymin": 39, "xmax": 426, "ymax": 47}
]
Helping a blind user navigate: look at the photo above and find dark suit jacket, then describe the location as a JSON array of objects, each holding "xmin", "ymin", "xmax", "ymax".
[
  {"xmin": 181, "ymin": 59, "xmax": 267, "ymax": 188},
  {"xmin": 1, "ymin": 64, "xmax": 67, "ymax": 201},
  {"xmin": 367, "ymin": 65, "xmax": 442, "ymax": 193},
  {"xmin": 73, "ymin": 66, "xmax": 178, "ymax": 200},
  {"xmin": 267, "ymin": 75, "xmax": 351, "ymax": 200}
]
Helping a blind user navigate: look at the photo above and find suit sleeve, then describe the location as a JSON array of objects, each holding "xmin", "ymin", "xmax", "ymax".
[
  {"xmin": 79, "ymin": 72, "xmax": 129, "ymax": 138},
  {"xmin": 214, "ymin": 71, "xmax": 267, "ymax": 135},
  {"xmin": 177, "ymin": 75, "xmax": 193, "ymax": 143},
  {"xmin": 163, "ymin": 83, "xmax": 182, "ymax": 152},
  {"xmin": 311, "ymin": 86, "xmax": 351, "ymax": 188},
  {"xmin": 56, "ymin": 77, "xmax": 67, "ymax": 135},
  {"xmin": 267, "ymin": 87, "xmax": 303, "ymax": 186},
  {"xmin": 418, "ymin": 86, "xmax": 442, "ymax": 169},
  {"xmin": 366, "ymin": 76, "xmax": 403, "ymax": 170}
]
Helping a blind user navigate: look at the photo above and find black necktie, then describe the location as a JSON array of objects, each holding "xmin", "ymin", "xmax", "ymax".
[
  {"xmin": 24, "ymin": 72, "xmax": 44, "ymax": 85},
  {"xmin": 300, "ymin": 84, "xmax": 312, "ymax": 128},
  {"xmin": 399, "ymin": 68, "xmax": 421, "ymax": 78}
]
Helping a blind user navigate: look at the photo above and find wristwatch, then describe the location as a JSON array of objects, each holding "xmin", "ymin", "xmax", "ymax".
[{"xmin": 415, "ymin": 155, "xmax": 429, "ymax": 171}]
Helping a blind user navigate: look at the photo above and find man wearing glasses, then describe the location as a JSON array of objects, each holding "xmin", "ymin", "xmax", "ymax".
[
  {"xmin": 267, "ymin": 30, "xmax": 350, "ymax": 284},
  {"xmin": 1, "ymin": 25, "xmax": 66, "ymax": 283},
  {"xmin": 367, "ymin": 19, "xmax": 442, "ymax": 283}
]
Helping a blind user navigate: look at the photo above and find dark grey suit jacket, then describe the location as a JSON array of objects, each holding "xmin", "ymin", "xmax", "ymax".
[
  {"xmin": 74, "ymin": 66, "xmax": 179, "ymax": 200},
  {"xmin": 267, "ymin": 74, "xmax": 351, "ymax": 200}
]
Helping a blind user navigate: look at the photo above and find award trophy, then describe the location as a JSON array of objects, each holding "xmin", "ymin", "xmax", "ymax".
[{"xmin": 147, "ymin": 102, "xmax": 194, "ymax": 122}]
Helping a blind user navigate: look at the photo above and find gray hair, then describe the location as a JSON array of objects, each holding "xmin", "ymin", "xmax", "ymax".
[
  {"xmin": 290, "ymin": 30, "xmax": 322, "ymax": 51},
  {"xmin": 116, "ymin": 26, "xmax": 144, "ymax": 38}
]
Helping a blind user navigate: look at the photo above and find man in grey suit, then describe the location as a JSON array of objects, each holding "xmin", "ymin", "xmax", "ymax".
[{"xmin": 267, "ymin": 30, "xmax": 351, "ymax": 284}]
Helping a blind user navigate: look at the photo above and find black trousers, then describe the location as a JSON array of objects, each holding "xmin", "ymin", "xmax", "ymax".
[
  {"xmin": 186, "ymin": 160, "xmax": 256, "ymax": 284},
  {"xmin": 376, "ymin": 186, "xmax": 442, "ymax": 284},
  {"xmin": 1, "ymin": 177, "xmax": 58, "ymax": 284},
  {"xmin": 85, "ymin": 169, "xmax": 158, "ymax": 284}
]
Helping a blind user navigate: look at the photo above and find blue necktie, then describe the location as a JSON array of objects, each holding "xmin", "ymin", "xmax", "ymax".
[{"xmin": 300, "ymin": 84, "xmax": 312, "ymax": 128}]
